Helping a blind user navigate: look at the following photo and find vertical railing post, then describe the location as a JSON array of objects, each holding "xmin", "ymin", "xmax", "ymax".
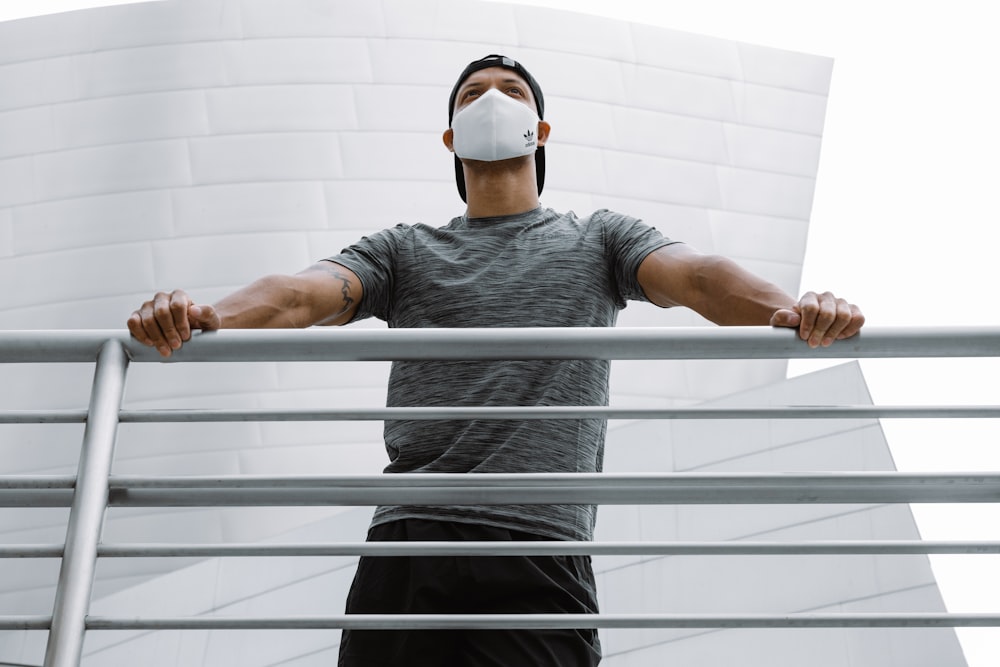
[{"xmin": 44, "ymin": 340, "xmax": 129, "ymax": 667}]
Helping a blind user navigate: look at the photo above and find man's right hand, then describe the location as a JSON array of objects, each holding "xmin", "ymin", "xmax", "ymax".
[{"xmin": 127, "ymin": 290, "xmax": 221, "ymax": 357}]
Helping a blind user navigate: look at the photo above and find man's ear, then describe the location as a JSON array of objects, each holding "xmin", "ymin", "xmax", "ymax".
[
  {"xmin": 442, "ymin": 128, "xmax": 455, "ymax": 152},
  {"xmin": 537, "ymin": 120, "xmax": 551, "ymax": 147}
]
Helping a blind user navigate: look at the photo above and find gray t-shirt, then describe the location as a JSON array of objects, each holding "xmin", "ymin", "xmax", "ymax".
[{"xmin": 328, "ymin": 207, "xmax": 675, "ymax": 541}]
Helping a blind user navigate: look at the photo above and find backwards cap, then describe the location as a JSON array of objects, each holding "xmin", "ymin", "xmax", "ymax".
[{"xmin": 448, "ymin": 54, "xmax": 545, "ymax": 203}]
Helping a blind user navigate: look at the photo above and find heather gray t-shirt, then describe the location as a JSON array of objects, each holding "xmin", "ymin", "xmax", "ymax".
[{"xmin": 327, "ymin": 207, "xmax": 675, "ymax": 541}]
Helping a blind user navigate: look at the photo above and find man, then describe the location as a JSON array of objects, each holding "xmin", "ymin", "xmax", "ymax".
[{"xmin": 129, "ymin": 55, "xmax": 864, "ymax": 666}]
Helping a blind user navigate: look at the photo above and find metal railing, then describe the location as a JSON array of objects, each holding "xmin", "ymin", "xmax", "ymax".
[{"xmin": 1, "ymin": 326, "xmax": 999, "ymax": 666}]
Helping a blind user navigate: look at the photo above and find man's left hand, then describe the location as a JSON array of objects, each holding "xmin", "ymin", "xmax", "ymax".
[{"xmin": 769, "ymin": 291, "xmax": 865, "ymax": 348}]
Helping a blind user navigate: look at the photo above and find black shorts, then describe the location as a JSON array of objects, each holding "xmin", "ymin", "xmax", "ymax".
[{"xmin": 338, "ymin": 518, "xmax": 602, "ymax": 667}]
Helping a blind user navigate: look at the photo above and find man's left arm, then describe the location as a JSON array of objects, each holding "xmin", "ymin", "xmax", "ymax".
[{"xmin": 636, "ymin": 244, "xmax": 865, "ymax": 348}]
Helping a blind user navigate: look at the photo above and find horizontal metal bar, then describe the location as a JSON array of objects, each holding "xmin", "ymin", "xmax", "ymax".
[
  {"xmin": 10, "ymin": 485, "xmax": 997, "ymax": 508},
  {"xmin": 3, "ymin": 404, "xmax": 997, "ymax": 425},
  {"xmin": 0, "ymin": 478, "xmax": 76, "ymax": 507},
  {"xmin": 0, "ymin": 410, "xmax": 88, "ymax": 424},
  {"xmin": 115, "ymin": 405, "xmax": 1000, "ymax": 422},
  {"xmin": 0, "ymin": 476, "xmax": 76, "ymax": 489},
  {"xmin": 105, "ymin": 473, "xmax": 1000, "ymax": 506},
  {"xmin": 0, "ymin": 544, "xmax": 63, "ymax": 558},
  {"xmin": 10, "ymin": 612, "xmax": 1000, "ymax": 632},
  {"xmin": 84, "ymin": 613, "xmax": 1000, "ymax": 630},
  {"xmin": 5, "ymin": 540, "xmax": 1000, "ymax": 560},
  {"xmin": 5, "ymin": 540, "xmax": 1000, "ymax": 559},
  {"xmin": 2, "ymin": 326, "xmax": 999, "ymax": 364},
  {"xmin": 111, "ymin": 472, "xmax": 1000, "ymax": 490},
  {"xmin": 4, "ymin": 473, "xmax": 998, "ymax": 507},
  {"xmin": 0, "ymin": 491, "xmax": 74, "ymax": 508},
  {"xmin": 93, "ymin": 540, "xmax": 1000, "ymax": 558},
  {"xmin": 0, "ymin": 616, "xmax": 51, "ymax": 630},
  {"xmin": 8, "ymin": 539, "xmax": 1000, "ymax": 560}
]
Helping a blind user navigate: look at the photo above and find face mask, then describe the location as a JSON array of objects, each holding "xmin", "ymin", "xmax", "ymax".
[{"xmin": 451, "ymin": 88, "xmax": 540, "ymax": 162}]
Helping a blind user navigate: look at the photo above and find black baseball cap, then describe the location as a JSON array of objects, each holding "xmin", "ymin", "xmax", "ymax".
[{"xmin": 448, "ymin": 54, "xmax": 546, "ymax": 203}]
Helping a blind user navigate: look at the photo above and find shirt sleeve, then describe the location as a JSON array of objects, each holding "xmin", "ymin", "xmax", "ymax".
[
  {"xmin": 324, "ymin": 224, "xmax": 408, "ymax": 323},
  {"xmin": 598, "ymin": 209, "xmax": 680, "ymax": 303}
]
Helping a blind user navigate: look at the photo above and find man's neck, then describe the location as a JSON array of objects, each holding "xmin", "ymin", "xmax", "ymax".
[{"xmin": 461, "ymin": 158, "xmax": 540, "ymax": 218}]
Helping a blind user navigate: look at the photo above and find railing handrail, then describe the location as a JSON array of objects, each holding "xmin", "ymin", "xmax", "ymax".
[
  {"xmin": 4, "ymin": 405, "xmax": 1000, "ymax": 424},
  {"xmin": 2, "ymin": 472, "xmax": 999, "ymax": 507},
  {"xmin": 3, "ymin": 613, "xmax": 1000, "ymax": 632},
  {"xmin": 2, "ymin": 326, "xmax": 999, "ymax": 665},
  {"xmin": 5, "ymin": 540, "xmax": 1000, "ymax": 559},
  {"xmin": 2, "ymin": 325, "xmax": 1000, "ymax": 363}
]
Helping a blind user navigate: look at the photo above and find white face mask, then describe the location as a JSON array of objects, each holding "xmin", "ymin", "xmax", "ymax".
[{"xmin": 451, "ymin": 88, "xmax": 540, "ymax": 162}]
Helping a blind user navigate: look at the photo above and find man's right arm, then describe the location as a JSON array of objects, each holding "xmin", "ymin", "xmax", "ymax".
[{"xmin": 127, "ymin": 260, "xmax": 362, "ymax": 358}]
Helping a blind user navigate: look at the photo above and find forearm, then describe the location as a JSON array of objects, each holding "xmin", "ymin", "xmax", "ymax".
[
  {"xmin": 215, "ymin": 263, "xmax": 360, "ymax": 329},
  {"xmin": 128, "ymin": 262, "xmax": 361, "ymax": 358},
  {"xmin": 682, "ymin": 255, "xmax": 797, "ymax": 326},
  {"xmin": 212, "ymin": 275, "xmax": 313, "ymax": 329},
  {"xmin": 637, "ymin": 244, "xmax": 864, "ymax": 347},
  {"xmin": 638, "ymin": 246, "xmax": 796, "ymax": 326}
]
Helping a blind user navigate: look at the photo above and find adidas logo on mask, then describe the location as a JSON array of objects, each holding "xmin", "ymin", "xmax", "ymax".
[{"xmin": 524, "ymin": 129, "xmax": 536, "ymax": 148}]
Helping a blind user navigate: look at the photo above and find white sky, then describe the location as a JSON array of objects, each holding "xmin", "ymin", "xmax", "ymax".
[
  {"xmin": 1, "ymin": 0, "xmax": 997, "ymax": 664},
  {"xmin": 0, "ymin": 0, "xmax": 156, "ymax": 21}
]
